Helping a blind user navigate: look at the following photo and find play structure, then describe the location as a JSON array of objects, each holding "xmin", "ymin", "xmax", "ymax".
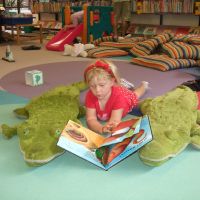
[{"xmin": 46, "ymin": 4, "xmax": 113, "ymax": 51}]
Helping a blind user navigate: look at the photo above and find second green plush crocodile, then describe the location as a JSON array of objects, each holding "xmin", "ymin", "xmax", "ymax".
[{"xmin": 139, "ymin": 86, "xmax": 200, "ymax": 166}]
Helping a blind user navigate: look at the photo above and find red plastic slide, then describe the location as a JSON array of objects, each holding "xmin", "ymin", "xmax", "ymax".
[{"xmin": 46, "ymin": 23, "xmax": 83, "ymax": 51}]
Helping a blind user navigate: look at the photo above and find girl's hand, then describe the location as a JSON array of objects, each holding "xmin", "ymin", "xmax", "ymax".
[{"xmin": 102, "ymin": 121, "xmax": 119, "ymax": 133}]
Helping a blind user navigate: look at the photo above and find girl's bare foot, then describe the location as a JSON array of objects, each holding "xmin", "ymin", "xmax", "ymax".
[{"xmin": 142, "ymin": 81, "xmax": 149, "ymax": 90}]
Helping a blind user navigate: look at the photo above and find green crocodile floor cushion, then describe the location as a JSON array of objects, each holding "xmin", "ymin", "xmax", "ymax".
[
  {"xmin": 1, "ymin": 81, "xmax": 87, "ymax": 166},
  {"xmin": 139, "ymin": 86, "xmax": 200, "ymax": 166}
]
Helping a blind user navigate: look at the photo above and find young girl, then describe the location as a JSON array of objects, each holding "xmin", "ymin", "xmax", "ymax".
[{"xmin": 84, "ymin": 59, "xmax": 149, "ymax": 134}]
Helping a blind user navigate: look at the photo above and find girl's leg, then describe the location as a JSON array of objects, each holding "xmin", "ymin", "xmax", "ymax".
[{"xmin": 134, "ymin": 81, "xmax": 149, "ymax": 99}]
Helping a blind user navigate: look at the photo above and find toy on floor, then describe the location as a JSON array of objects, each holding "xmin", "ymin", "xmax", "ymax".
[
  {"xmin": 25, "ymin": 70, "xmax": 43, "ymax": 86},
  {"xmin": 2, "ymin": 45, "xmax": 15, "ymax": 62},
  {"xmin": 1, "ymin": 81, "xmax": 88, "ymax": 166},
  {"xmin": 22, "ymin": 45, "xmax": 41, "ymax": 50},
  {"xmin": 63, "ymin": 43, "xmax": 95, "ymax": 57},
  {"xmin": 139, "ymin": 85, "xmax": 200, "ymax": 166}
]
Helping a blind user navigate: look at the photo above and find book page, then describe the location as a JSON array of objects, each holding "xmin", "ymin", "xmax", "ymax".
[{"xmin": 60, "ymin": 120, "xmax": 105, "ymax": 150}]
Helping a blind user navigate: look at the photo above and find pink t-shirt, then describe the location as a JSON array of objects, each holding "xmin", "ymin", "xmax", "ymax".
[{"xmin": 85, "ymin": 86, "xmax": 138, "ymax": 121}]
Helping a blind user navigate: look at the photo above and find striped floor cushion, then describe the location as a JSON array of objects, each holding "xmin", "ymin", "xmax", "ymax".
[
  {"xmin": 129, "ymin": 39, "xmax": 159, "ymax": 57},
  {"xmin": 99, "ymin": 41, "xmax": 137, "ymax": 49},
  {"xmin": 129, "ymin": 33, "xmax": 174, "ymax": 57},
  {"xmin": 86, "ymin": 47, "xmax": 129, "ymax": 58},
  {"xmin": 188, "ymin": 36, "xmax": 200, "ymax": 45},
  {"xmin": 99, "ymin": 36, "xmax": 145, "ymax": 50},
  {"xmin": 92, "ymin": 36, "xmax": 114, "ymax": 46},
  {"xmin": 153, "ymin": 32, "xmax": 174, "ymax": 44},
  {"xmin": 162, "ymin": 41, "xmax": 200, "ymax": 59},
  {"xmin": 119, "ymin": 37, "xmax": 145, "ymax": 43},
  {"xmin": 172, "ymin": 35, "xmax": 200, "ymax": 45},
  {"xmin": 131, "ymin": 54, "xmax": 197, "ymax": 71}
]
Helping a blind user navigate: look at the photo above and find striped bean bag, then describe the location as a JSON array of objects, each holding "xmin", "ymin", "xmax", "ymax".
[
  {"xmin": 86, "ymin": 47, "xmax": 129, "ymax": 58},
  {"xmin": 99, "ymin": 42, "xmax": 137, "ymax": 50},
  {"xmin": 131, "ymin": 54, "xmax": 197, "ymax": 71},
  {"xmin": 92, "ymin": 36, "xmax": 115, "ymax": 46},
  {"xmin": 99, "ymin": 37, "xmax": 145, "ymax": 50},
  {"xmin": 162, "ymin": 41, "xmax": 200, "ymax": 60}
]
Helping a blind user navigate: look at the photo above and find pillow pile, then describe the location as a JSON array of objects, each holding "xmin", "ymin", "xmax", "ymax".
[
  {"xmin": 130, "ymin": 33, "xmax": 173, "ymax": 57},
  {"xmin": 129, "ymin": 38, "xmax": 159, "ymax": 57}
]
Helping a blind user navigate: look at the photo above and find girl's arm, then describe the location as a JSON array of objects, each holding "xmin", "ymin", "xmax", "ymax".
[
  {"xmin": 86, "ymin": 108, "xmax": 104, "ymax": 134},
  {"xmin": 86, "ymin": 108, "xmax": 124, "ymax": 134},
  {"xmin": 106, "ymin": 109, "xmax": 124, "ymax": 130}
]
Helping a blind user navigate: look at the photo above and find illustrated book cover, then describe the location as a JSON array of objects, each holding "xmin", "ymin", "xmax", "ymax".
[{"xmin": 57, "ymin": 115, "xmax": 153, "ymax": 170}]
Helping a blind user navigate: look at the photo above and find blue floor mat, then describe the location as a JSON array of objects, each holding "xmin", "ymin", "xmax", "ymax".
[
  {"xmin": 0, "ymin": 90, "xmax": 29, "ymax": 105},
  {"xmin": 1, "ymin": 91, "xmax": 200, "ymax": 200},
  {"xmin": 113, "ymin": 55, "xmax": 133, "ymax": 61}
]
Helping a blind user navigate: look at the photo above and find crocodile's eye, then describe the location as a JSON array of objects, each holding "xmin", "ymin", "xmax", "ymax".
[
  {"xmin": 24, "ymin": 128, "xmax": 29, "ymax": 135},
  {"xmin": 55, "ymin": 129, "xmax": 61, "ymax": 136}
]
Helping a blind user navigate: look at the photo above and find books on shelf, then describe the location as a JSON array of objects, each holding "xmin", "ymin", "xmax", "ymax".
[
  {"xmin": 131, "ymin": 0, "xmax": 194, "ymax": 14},
  {"xmin": 57, "ymin": 115, "xmax": 153, "ymax": 170},
  {"xmin": 40, "ymin": 21, "xmax": 62, "ymax": 29},
  {"xmin": 195, "ymin": 2, "xmax": 200, "ymax": 15}
]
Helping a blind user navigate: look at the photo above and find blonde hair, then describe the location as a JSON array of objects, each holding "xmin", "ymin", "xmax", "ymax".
[{"xmin": 84, "ymin": 59, "xmax": 121, "ymax": 85}]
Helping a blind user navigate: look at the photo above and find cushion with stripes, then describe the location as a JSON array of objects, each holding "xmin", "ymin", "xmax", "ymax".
[
  {"xmin": 129, "ymin": 33, "xmax": 174, "ymax": 57},
  {"xmin": 162, "ymin": 41, "xmax": 200, "ymax": 59},
  {"xmin": 99, "ymin": 37, "xmax": 145, "ymax": 50},
  {"xmin": 86, "ymin": 47, "xmax": 129, "ymax": 58},
  {"xmin": 99, "ymin": 42, "xmax": 137, "ymax": 49},
  {"xmin": 131, "ymin": 54, "xmax": 196, "ymax": 71}
]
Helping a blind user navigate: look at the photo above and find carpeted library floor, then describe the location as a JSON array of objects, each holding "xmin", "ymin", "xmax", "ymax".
[
  {"xmin": 0, "ymin": 60, "xmax": 196, "ymax": 100},
  {"xmin": 1, "ymin": 61, "xmax": 200, "ymax": 200}
]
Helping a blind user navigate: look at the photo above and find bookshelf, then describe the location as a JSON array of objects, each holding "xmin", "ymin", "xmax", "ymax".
[{"xmin": 130, "ymin": 0, "xmax": 200, "ymax": 27}]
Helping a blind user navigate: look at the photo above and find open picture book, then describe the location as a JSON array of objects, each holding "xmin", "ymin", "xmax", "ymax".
[{"xmin": 57, "ymin": 115, "xmax": 153, "ymax": 170}]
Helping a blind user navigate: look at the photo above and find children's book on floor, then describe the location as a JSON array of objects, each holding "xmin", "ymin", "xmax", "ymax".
[{"xmin": 57, "ymin": 115, "xmax": 153, "ymax": 170}]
